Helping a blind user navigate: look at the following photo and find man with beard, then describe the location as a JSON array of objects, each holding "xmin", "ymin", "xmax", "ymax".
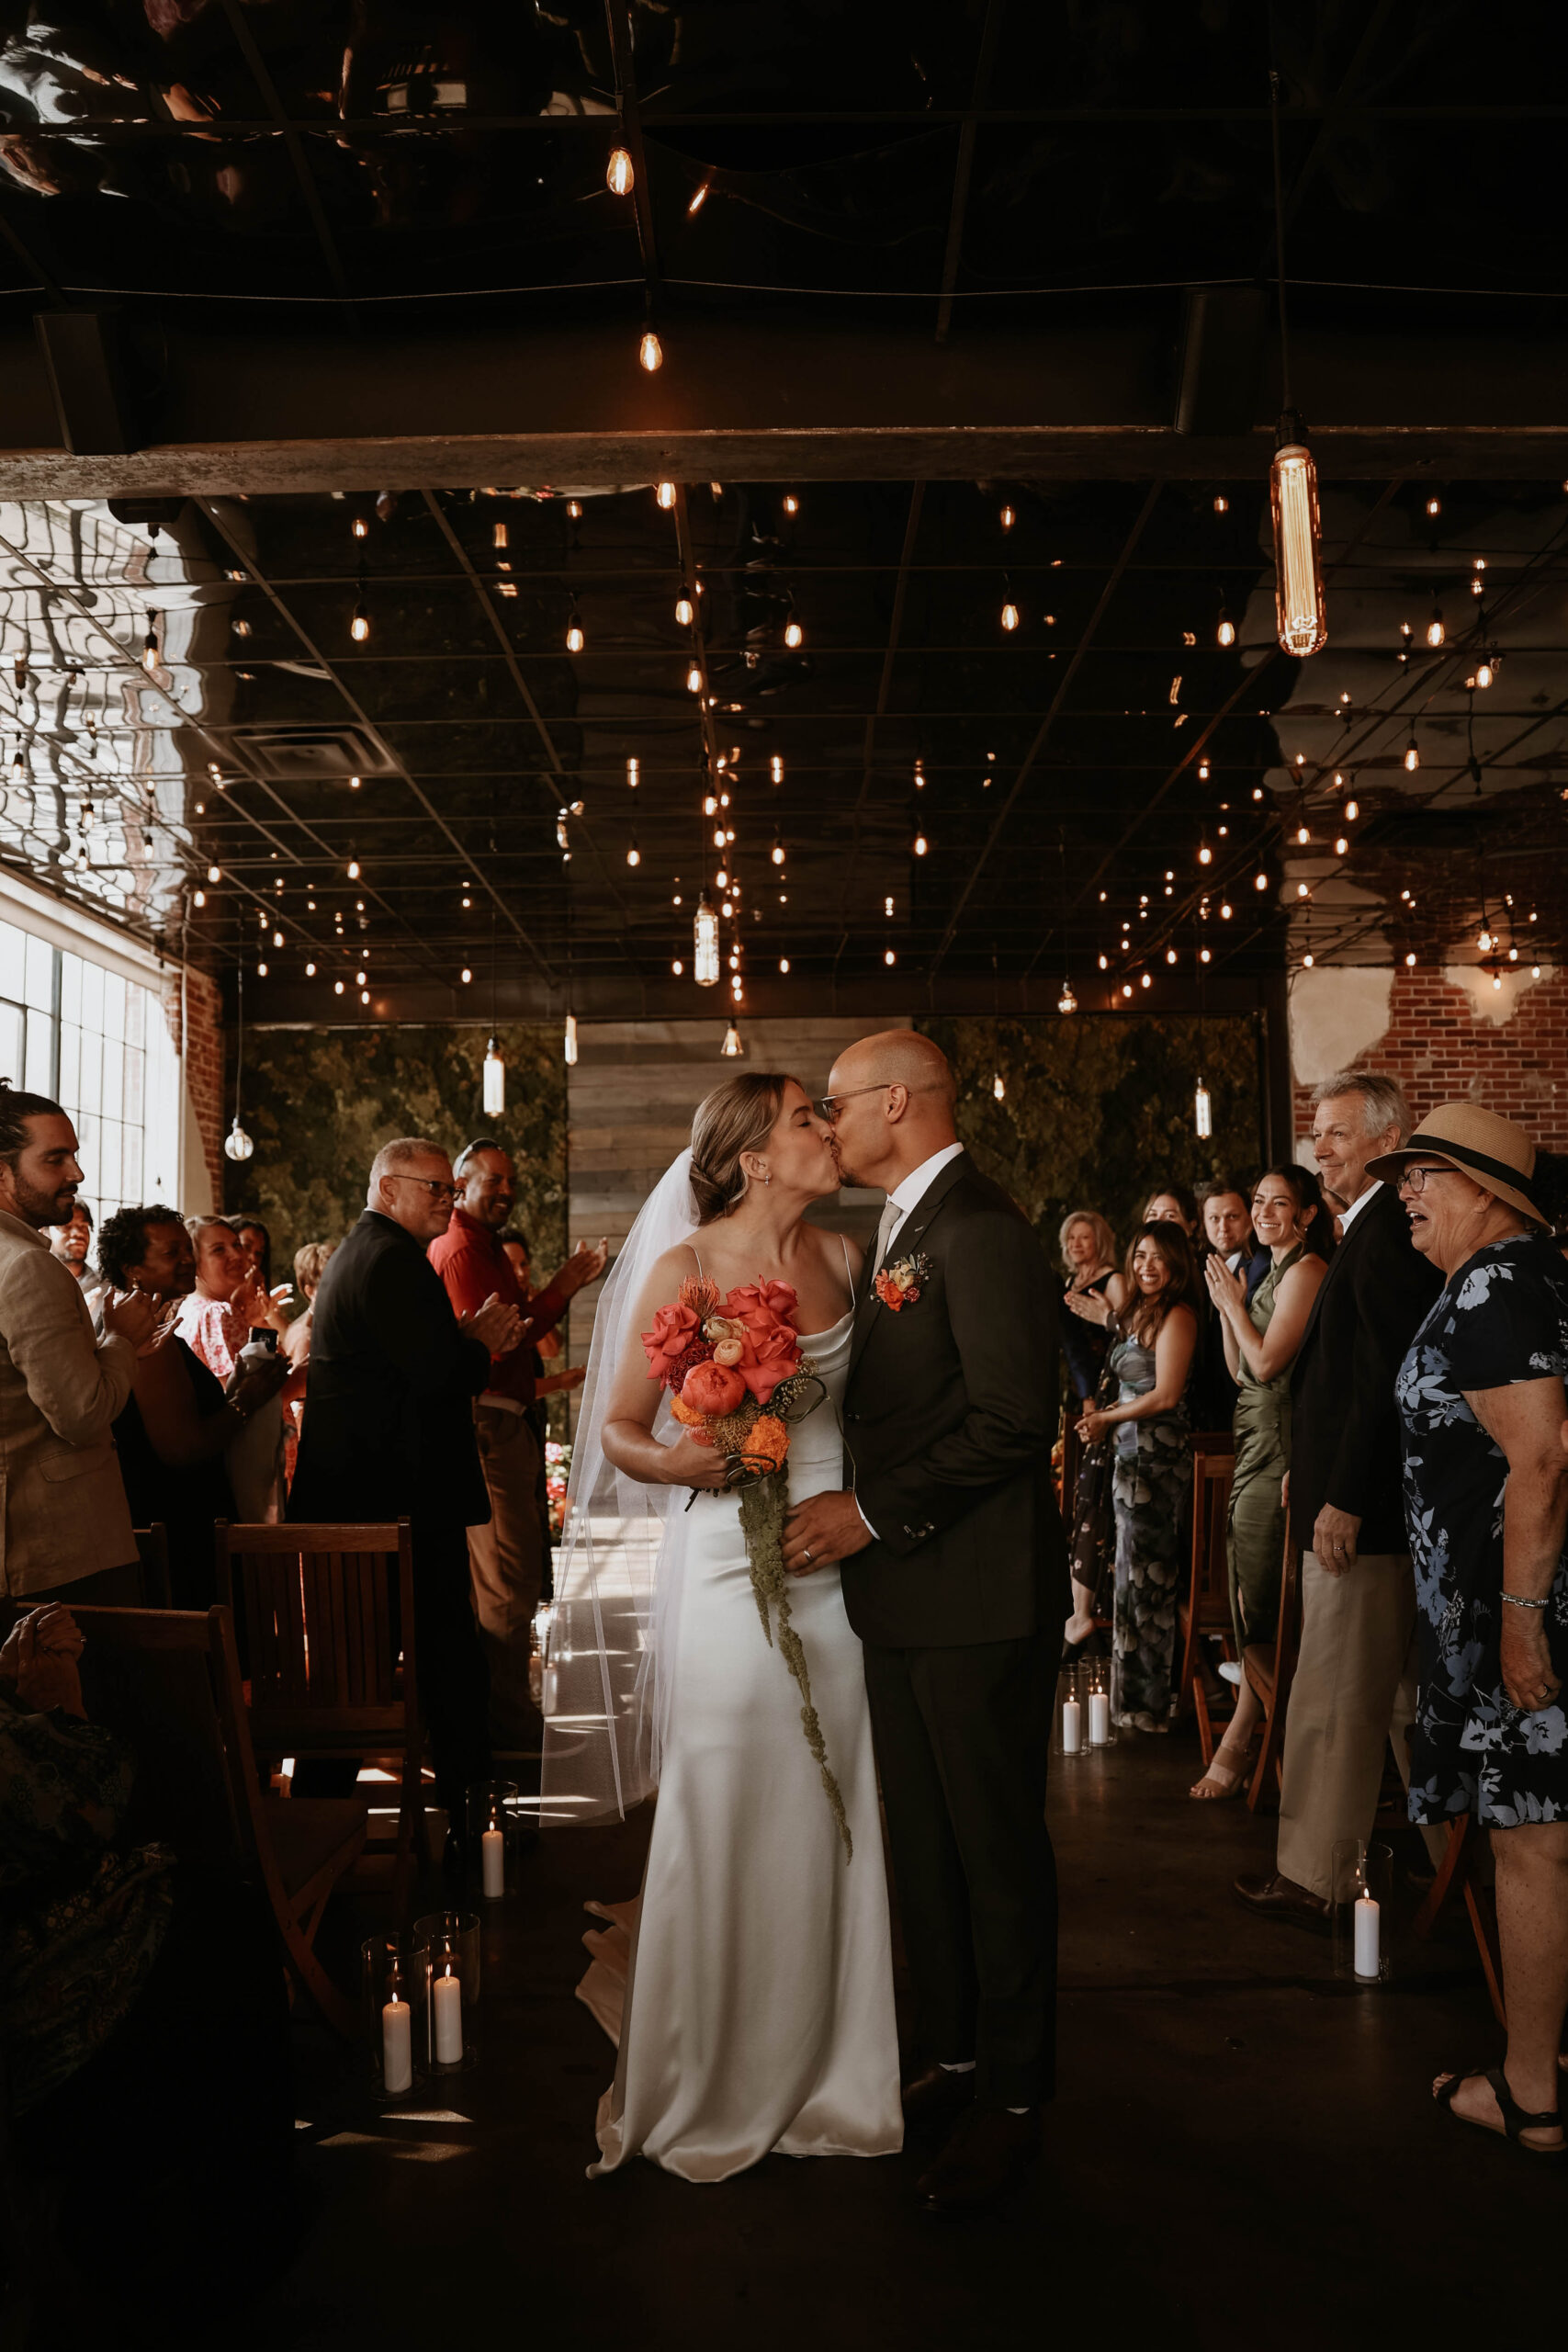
[{"xmin": 0, "ymin": 1080, "xmax": 154, "ymax": 1600}]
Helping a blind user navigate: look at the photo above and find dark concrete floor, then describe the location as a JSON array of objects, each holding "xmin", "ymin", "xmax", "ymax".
[{"xmin": 239, "ymin": 1734, "xmax": 1560, "ymax": 2352}]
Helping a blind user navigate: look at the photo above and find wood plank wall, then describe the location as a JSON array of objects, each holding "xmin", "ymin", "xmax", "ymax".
[{"xmin": 564, "ymin": 1015, "xmax": 910, "ymax": 1385}]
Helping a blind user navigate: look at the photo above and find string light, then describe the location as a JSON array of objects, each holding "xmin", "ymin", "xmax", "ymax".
[
  {"xmin": 771, "ymin": 753, "xmax": 784, "ymax": 784},
  {"xmin": 675, "ymin": 594, "xmax": 694, "ymax": 627},
  {"xmin": 1216, "ymin": 609, "xmax": 1235, "ymax": 648},
  {"xmin": 656, "ymin": 481, "xmax": 677, "ymax": 511},
  {"xmin": 568, "ymin": 500, "xmax": 582, "ymax": 519},
  {"xmin": 1344, "ymin": 794, "xmax": 1359, "ymax": 821},
  {"xmin": 721, "ymin": 1021, "xmax": 744, "ymax": 1057},
  {"xmin": 1198, "ymin": 839, "xmax": 1213, "ymax": 865},
  {"xmin": 1255, "ymin": 870, "xmax": 1269, "ymax": 891},
  {"xmin": 778, "ymin": 957, "xmax": 789, "ymax": 974},
  {"xmin": 626, "ymin": 756, "xmax": 639, "ymax": 787},
  {"xmin": 885, "ymin": 949, "xmax": 897, "ymax": 966},
  {"xmin": 141, "ymin": 614, "xmax": 161, "ymax": 672},
  {"xmin": 688, "ymin": 183, "xmax": 709, "ymax": 214},
  {"xmin": 346, "ymin": 856, "xmax": 360, "ymax": 880},
  {"xmin": 1426, "ymin": 493, "xmax": 1441, "ymax": 517},
  {"xmin": 1213, "ymin": 493, "xmax": 1228, "ymax": 514},
  {"xmin": 1334, "ymin": 834, "xmax": 1348, "ymax": 855},
  {"xmin": 1057, "ymin": 979, "xmax": 1077, "ymax": 1014},
  {"xmin": 687, "ymin": 662, "xmax": 704, "ymax": 694},
  {"xmin": 566, "ymin": 607, "xmax": 584, "ymax": 653},
  {"xmin": 912, "ymin": 830, "xmax": 929, "ymax": 856},
  {"xmin": 606, "ymin": 147, "xmax": 634, "ymax": 196},
  {"xmin": 1426, "ymin": 603, "xmax": 1445, "ymax": 649},
  {"xmin": 782, "ymin": 492, "xmax": 799, "ymax": 515},
  {"xmin": 207, "ymin": 863, "xmax": 220, "ymax": 883},
  {"xmin": 352, "ymin": 514, "xmax": 368, "ymax": 539},
  {"xmin": 1404, "ymin": 735, "xmax": 1419, "ymax": 772},
  {"xmin": 350, "ymin": 598, "xmax": 369, "ymax": 644},
  {"xmin": 784, "ymin": 615, "xmax": 803, "ymax": 650},
  {"xmin": 638, "ymin": 330, "xmax": 663, "ymax": 372},
  {"xmin": 626, "ymin": 836, "xmax": 640, "ymax": 867},
  {"xmin": 771, "ymin": 832, "xmax": 785, "ymax": 865},
  {"xmin": 1475, "ymin": 657, "xmax": 1495, "ymax": 689},
  {"xmin": 460, "ymin": 967, "xmax": 472, "ymax": 984}
]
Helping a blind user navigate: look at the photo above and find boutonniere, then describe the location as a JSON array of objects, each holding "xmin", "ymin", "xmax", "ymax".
[{"xmin": 874, "ymin": 1251, "xmax": 932, "ymax": 1312}]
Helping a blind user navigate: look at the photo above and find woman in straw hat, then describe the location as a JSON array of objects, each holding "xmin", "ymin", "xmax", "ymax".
[{"xmin": 1368, "ymin": 1102, "xmax": 1568, "ymax": 2160}]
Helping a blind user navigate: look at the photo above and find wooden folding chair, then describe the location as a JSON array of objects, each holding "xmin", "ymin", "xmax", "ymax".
[
  {"xmin": 1244, "ymin": 1529, "xmax": 1303, "ymax": 1812},
  {"xmin": 1176, "ymin": 1440, "xmax": 1237, "ymax": 1762},
  {"xmin": 214, "ymin": 1520, "xmax": 424, "ymax": 1921}
]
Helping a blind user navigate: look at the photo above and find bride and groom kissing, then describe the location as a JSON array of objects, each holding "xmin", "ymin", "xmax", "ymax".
[{"xmin": 547, "ymin": 1030, "xmax": 1067, "ymax": 2212}]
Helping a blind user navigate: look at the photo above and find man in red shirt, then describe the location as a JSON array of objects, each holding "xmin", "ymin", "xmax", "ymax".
[{"xmin": 429, "ymin": 1138, "xmax": 605, "ymax": 1744}]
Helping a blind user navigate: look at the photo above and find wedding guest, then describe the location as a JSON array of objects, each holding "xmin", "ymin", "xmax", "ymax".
[
  {"xmin": 1192, "ymin": 1179, "xmax": 1263, "ymax": 1428},
  {"xmin": 0, "ymin": 1081, "xmax": 152, "ymax": 1603},
  {"xmin": 1235, "ymin": 1072, "xmax": 1441, "ymax": 1929},
  {"xmin": 1145, "ymin": 1183, "xmax": 1200, "ymax": 1237},
  {"xmin": 1357, "ymin": 1104, "xmax": 1568, "ymax": 2156},
  {"xmin": 1057, "ymin": 1210, "xmax": 1126, "ymax": 1403},
  {"xmin": 280, "ymin": 1238, "xmax": 337, "ymax": 1370},
  {"xmin": 429, "ymin": 1142, "xmax": 600, "ymax": 1746},
  {"xmin": 96, "ymin": 1206, "xmax": 286, "ymax": 1607},
  {"xmin": 501, "ymin": 1230, "xmax": 563, "ymax": 1360},
  {"xmin": 1060, "ymin": 1213, "xmax": 1128, "ymax": 1650},
  {"xmin": 232, "ymin": 1214, "xmax": 273, "ymax": 1293},
  {"xmin": 1190, "ymin": 1167, "xmax": 1327, "ymax": 1798},
  {"xmin": 1200, "ymin": 1180, "xmax": 1269, "ymax": 1297},
  {"xmin": 290, "ymin": 1138, "xmax": 525, "ymax": 1842},
  {"xmin": 175, "ymin": 1216, "xmax": 294, "ymax": 1521},
  {"xmin": 1, "ymin": 1605, "xmax": 298, "ymax": 2307},
  {"xmin": 51, "ymin": 1197, "xmax": 107, "ymax": 1311},
  {"xmin": 1076, "ymin": 1222, "xmax": 1199, "ymax": 1732}
]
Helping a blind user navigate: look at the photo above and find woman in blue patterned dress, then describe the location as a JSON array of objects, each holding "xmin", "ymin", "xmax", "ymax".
[
  {"xmin": 1370, "ymin": 1103, "xmax": 1568, "ymax": 2161},
  {"xmin": 1075, "ymin": 1223, "xmax": 1199, "ymax": 1733}
]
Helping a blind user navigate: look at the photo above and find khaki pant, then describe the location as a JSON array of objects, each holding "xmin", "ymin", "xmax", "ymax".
[
  {"xmin": 1276, "ymin": 1548, "xmax": 1440, "ymax": 1902},
  {"xmin": 468, "ymin": 1404, "xmax": 546, "ymax": 1748}
]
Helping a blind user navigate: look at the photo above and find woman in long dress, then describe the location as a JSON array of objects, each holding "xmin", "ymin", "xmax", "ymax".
[
  {"xmin": 567, "ymin": 1072, "xmax": 902, "ymax": 2182},
  {"xmin": 1190, "ymin": 1167, "xmax": 1327, "ymax": 1798}
]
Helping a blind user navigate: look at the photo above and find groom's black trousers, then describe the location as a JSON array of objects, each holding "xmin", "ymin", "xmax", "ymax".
[{"xmin": 863, "ymin": 1629, "xmax": 1057, "ymax": 2110}]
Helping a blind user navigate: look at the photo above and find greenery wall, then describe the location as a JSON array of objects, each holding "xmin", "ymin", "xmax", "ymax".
[
  {"xmin": 919, "ymin": 1013, "xmax": 1262, "ymax": 1261},
  {"xmin": 224, "ymin": 1023, "xmax": 567, "ymax": 1292}
]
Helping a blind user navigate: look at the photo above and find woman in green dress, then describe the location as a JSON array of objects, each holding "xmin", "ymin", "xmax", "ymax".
[{"xmin": 1190, "ymin": 1165, "xmax": 1329, "ymax": 1799}]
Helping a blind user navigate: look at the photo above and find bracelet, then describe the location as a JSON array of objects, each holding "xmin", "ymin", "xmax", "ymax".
[{"xmin": 1500, "ymin": 1592, "xmax": 1550, "ymax": 1611}]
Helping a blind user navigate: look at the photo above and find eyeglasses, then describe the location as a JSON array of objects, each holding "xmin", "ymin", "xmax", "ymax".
[
  {"xmin": 815, "ymin": 1080, "xmax": 943, "ymax": 1123},
  {"xmin": 1394, "ymin": 1164, "xmax": 1465, "ymax": 1197},
  {"xmin": 389, "ymin": 1173, "xmax": 457, "ymax": 1203}
]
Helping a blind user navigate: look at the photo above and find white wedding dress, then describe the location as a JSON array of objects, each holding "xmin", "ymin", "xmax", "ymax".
[{"xmin": 590, "ymin": 1301, "xmax": 904, "ymax": 2182}]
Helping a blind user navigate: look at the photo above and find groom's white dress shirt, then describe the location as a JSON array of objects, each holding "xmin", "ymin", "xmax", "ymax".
[{"xmin": 854, "ymin": 1141, "xmax": 966, "ymax": 1541}]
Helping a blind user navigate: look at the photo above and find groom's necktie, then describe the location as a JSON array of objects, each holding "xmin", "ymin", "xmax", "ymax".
[{"xmin": 871, "ymin": 1197, "xmax": 901, "ymax": 1276}]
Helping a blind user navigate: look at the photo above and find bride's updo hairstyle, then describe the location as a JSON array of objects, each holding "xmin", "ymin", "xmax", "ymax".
[{"xmin": 688, "ymin": 1072, "xmax": 793, "ymax": 1224}]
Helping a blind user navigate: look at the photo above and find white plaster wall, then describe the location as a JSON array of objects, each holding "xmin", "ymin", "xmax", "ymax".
[{"xmin": 1287, "ymin": 965, "xmax": 1394, "ymax": 1087}]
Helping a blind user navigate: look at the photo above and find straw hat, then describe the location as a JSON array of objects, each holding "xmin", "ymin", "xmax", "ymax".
[{"xmin": 1365, "ymin": 1100, "xmax": 1547, "ymax": 1227}]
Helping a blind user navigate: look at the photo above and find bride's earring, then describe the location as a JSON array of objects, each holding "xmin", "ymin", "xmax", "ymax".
[{"xmin": 761, "ymin": 1172, "xmax": 773, "ymax": 1187}]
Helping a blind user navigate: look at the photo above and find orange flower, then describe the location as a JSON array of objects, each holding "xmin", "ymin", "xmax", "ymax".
[
  {"xmin": 670, "ymin": 1393, "xmax": 705, "ymax": 1429},
  {"xmin": 747, "ymin": 1414, "xmax": 789, "ymax": 1471}
]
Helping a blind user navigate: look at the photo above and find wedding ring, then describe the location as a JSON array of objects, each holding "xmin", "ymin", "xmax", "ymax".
[{"xmin": 804, "ymin": 1547, "xmax": 814, "ymax": 1565}]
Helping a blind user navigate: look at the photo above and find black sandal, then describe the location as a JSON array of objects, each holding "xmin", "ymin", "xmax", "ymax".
[{"xmin": 1434, "ymin": 2064, "xmax": 1564, "ymax": 2158}]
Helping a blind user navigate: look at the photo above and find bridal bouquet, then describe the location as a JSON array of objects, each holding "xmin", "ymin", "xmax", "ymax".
[{"xmin": 642, "ymin": 1274, "xmax": 852, "ymax": 1859}]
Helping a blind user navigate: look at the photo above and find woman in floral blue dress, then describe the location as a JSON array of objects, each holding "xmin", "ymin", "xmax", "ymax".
[{"xmin": 1371, "ymin": 1103, "xmax": 1568, "ymax": 2161}]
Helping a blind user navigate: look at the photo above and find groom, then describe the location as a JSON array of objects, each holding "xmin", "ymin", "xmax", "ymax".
[{"xmin": 783, "ymin": 1031, "xmax": 1066, "ymax": 2212}]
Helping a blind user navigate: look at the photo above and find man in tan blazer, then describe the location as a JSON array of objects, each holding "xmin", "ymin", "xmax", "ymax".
[{"xmin": 0, "ymin": 1080, "xmax": 154, "ymax": 1600}]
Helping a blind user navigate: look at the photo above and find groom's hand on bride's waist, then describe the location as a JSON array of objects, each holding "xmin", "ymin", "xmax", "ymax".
[{"xmin": 783, "ymin": 1491, "xmax": 872, "ymax": 1577}]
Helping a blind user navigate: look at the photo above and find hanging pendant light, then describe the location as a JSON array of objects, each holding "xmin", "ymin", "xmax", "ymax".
[
  {"xmin": 694, "ymin": 891, "xmax": 720, "ymax": 986},
  {"xmin": 1266, "ymin": 77, "xmax": 1326, "ymax": 658},
  {"xmin": 992, "ymin": 1072, "xmax": 1006, "ymax": 1102},
  {"xmin": 563, "ymin": 1011, "xmax": 579, "ymax": 1068},
  {"xmin": 675, "ymin": 593, "xmax": 694, "ymax": 627},
  {"xmin": 141, "ymin": 613, "xmax": 160, "ymax": 673},
  {"xmin": 638, "ymin": 330, "xmax": 663, "ymax": 373},
  {"xmin": 483, "ymin": 1035, "xmax": 506, "ymax": 1116},
  {"xmin": 1057, "ymin": 979, "xmax": 1077, "ymax": 1014},
  {"xmin": 606, "ymin": 147, "xmax": 634, "ymax": 197},
  {"xmin": 656, "ymin": 481, "xmax": 677, "ymax": 511},
  {"xmin": 1194, "ymin": 1080, "xmax": 1213, "ymax": 1139},
  {"xmin": 720, "ymin": 1021, "xmax": 744, "ymax": 1058},
  {"xmin": 224, "ymin": 965, "xmax": 254, "ymax": 1160}
]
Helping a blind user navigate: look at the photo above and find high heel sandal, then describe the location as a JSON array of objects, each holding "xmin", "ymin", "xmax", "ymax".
[{"xmin": 1189, "ymin": 1743, "xmax": 1249, "ymax": 1801}]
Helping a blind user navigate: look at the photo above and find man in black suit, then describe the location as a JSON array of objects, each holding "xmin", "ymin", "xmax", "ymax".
[
  {"xmin": 1235, "ymin": 1072, "xmax": 1441, "ymax": 1928},
  {"xmin": 1194, "ymin": 1178, "xmax": 1270, "ymax": 1428},
  {"xmin": 782, "ymin": 1031, "xmax": 1066, "ymax": 2213},
  {"xmin": 290, "ymin": 1136, "xmax": 522, "ymax": 1837}
]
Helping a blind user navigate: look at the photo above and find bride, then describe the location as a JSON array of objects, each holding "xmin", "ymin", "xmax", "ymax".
[{"xmin": 543, "ymin": 1071, "xmax": 902, "ymax": 2182}]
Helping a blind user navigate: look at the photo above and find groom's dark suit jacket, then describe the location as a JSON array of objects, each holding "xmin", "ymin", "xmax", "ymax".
[{"xmin": 839, "ymin": 1150, "xmax": 1068, "ymax": 1649}]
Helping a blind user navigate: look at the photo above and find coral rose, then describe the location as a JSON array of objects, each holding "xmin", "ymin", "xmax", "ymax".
[
  {"xmin": 681, "ymin": 1360, "xmax": 748, "ymax": 1417},
  {"xmin": 726, "ymin": 1279, "xmax": 798, "ymax": 1335},
  {"xmin": 736, "ymin": 1324, "xmax": 798, "ymax": 1403},
  {"xmin": 642, "ymin": 1300, "xmax": 703, "ymax": 1386}
]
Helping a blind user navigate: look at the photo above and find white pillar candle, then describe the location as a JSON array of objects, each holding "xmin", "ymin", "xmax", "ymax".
[
  {"xmin": 1353, "ymin": 1893, "xmax": 1381, "ymax": 1981},
  {"xmin": 433, "ymin": 1968, "xmax": 464, "ymax": 2064},
  {"xmin": 1062, "ymin": 1697, "xmax": 1082, "ymax": 1754},
  {"xmin": 381, "ymin": 1996, "xmax": 413, "ymax": 2094},
  {"xmin": 481, "ymin": 1826, "xmax": 505, "ymax": 1898},
  {"xmin": 1088, "ymin": 1690, "xmax": 1110, "ymax": 1747}
]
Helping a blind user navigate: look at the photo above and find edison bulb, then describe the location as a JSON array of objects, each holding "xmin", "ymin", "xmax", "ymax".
[
  {"xmin": 1198, "ymin": 842, "xmax": 1212, "ymax": 865},
  {"xmin": 638, "ymin": 330, "xmax": 662, "ymax": 372},
  {"xmin": 771, "ymin": 753, "xmax": 784, "ymax": 784},
  {"xmin": 1217, "ymin": 614, "xmax": 1235, "ymax": 648},
  {"xmin": 1344, "ymin": 797, "xmax": 1359, "ymax": 821},
  {"xmin": 999, "ymin": 504, "xmax": 1015, "ymax": 530},
  {"xmin": 656, "ymin": 480, "xmax": 676, "ymax": 511},
  {"xmin": 1269, "ymin": 436, "xmax": 1327, "ymax": 655},
  {"xmin": 1475, "ymin": 659, "xmax": 1494, "ymax": 688},
  {"xmin": 607, "ymin": 147, "xmax": 634, "ymax": 197},
  {"xmin": 1000, "ymin": 602, "xmax": 1020, "ymax": 632},
  {"xmin": 675, "ymin": 594, "xmax": 694, "ymax": 626},
  {"xmin": 1404, "ymin": 739, "xmax": 1419, "ymax": 772},
  {"xmin": 1213, "ymin": 493, "xmax": 1229, "ymax": 514},
  {"xmin": 350, "ymin": 603, "xmax": 369, "ymax": 643},
  {"xmin": 913, "ymin": 832, "xmax": 928, "ymax": 856},
  {"xmin": 783, "ymin": 493, "xmax": 799, "ymax": 515},
  {"xmin": 687, "ymin": 662, "xmax": 704, "ymax": 694},
  {"xmin": 626, "ymin": 840, "xmax": 640, "ymax": 867},
  {"xmin": 352, "ymin": 514, "xmax": 368, "ymax": 539},
  {"xmin": 784, "ymin": 618, "xmax": 803, "ymax": 649},
  {"xmin": 688, "ymin": 183, "xmax": 709, "ymax": 214},
  {"xmin": 1427, "ymin": 606, "xmax": 1445, "ymax": 649},
  {"xmin": 1335, "ymin": 834, "xmax": 1348, "ymax": 855}
]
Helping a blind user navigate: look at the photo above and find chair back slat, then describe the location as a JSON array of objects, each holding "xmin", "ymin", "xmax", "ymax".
[
  {"xmin": 215, "ymin": 1519, "xmax": 418, "ymax": 1759},
  {"xmin": 1189, "ymin": 1448, "xmax": 1236, "ymax": 1629}
]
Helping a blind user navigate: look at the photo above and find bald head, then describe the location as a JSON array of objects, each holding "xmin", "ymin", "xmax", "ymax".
[{"xmin": 825, "ymin": 1029, "xmax": 958, "ymax": 1191}]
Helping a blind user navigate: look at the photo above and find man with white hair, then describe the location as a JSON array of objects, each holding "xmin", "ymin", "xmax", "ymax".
[
  {"xmin": 291, "ymin": 1137, "xmax": 523, "ymax": 1848},
  {"xmin": 1235, "ymin": 1070, "xmax": 1441, "ymax": 1929}
]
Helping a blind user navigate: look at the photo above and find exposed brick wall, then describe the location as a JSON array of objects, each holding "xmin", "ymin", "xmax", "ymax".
[
  {"xmin": 1292, "ymin": 967, "xmax": 1568, "ymax": 1149},
  {"xmin": 161, "ymin": 967, "xmax": 226, "ymax": 1204}
]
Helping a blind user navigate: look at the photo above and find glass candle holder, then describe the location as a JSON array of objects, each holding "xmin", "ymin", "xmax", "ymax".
[
  {"xmin": 411, "ymin": 1908, "xmax": 481, "ymax": 2072},
  {"xmin": 363, "ymin": 1935, "xmax": 415, "ymax": 2099},
  {"xmin": 1083, "ymin": 1656, "xmax": 1115, "ymax": 1748},
  {"xmin": 1330, "ymin": 1838, "xmax": 1393, "ymax": 1984},
  {"xmin": 467, "ymin": 1779, "xmax": 521, "ymax": 1899}
]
